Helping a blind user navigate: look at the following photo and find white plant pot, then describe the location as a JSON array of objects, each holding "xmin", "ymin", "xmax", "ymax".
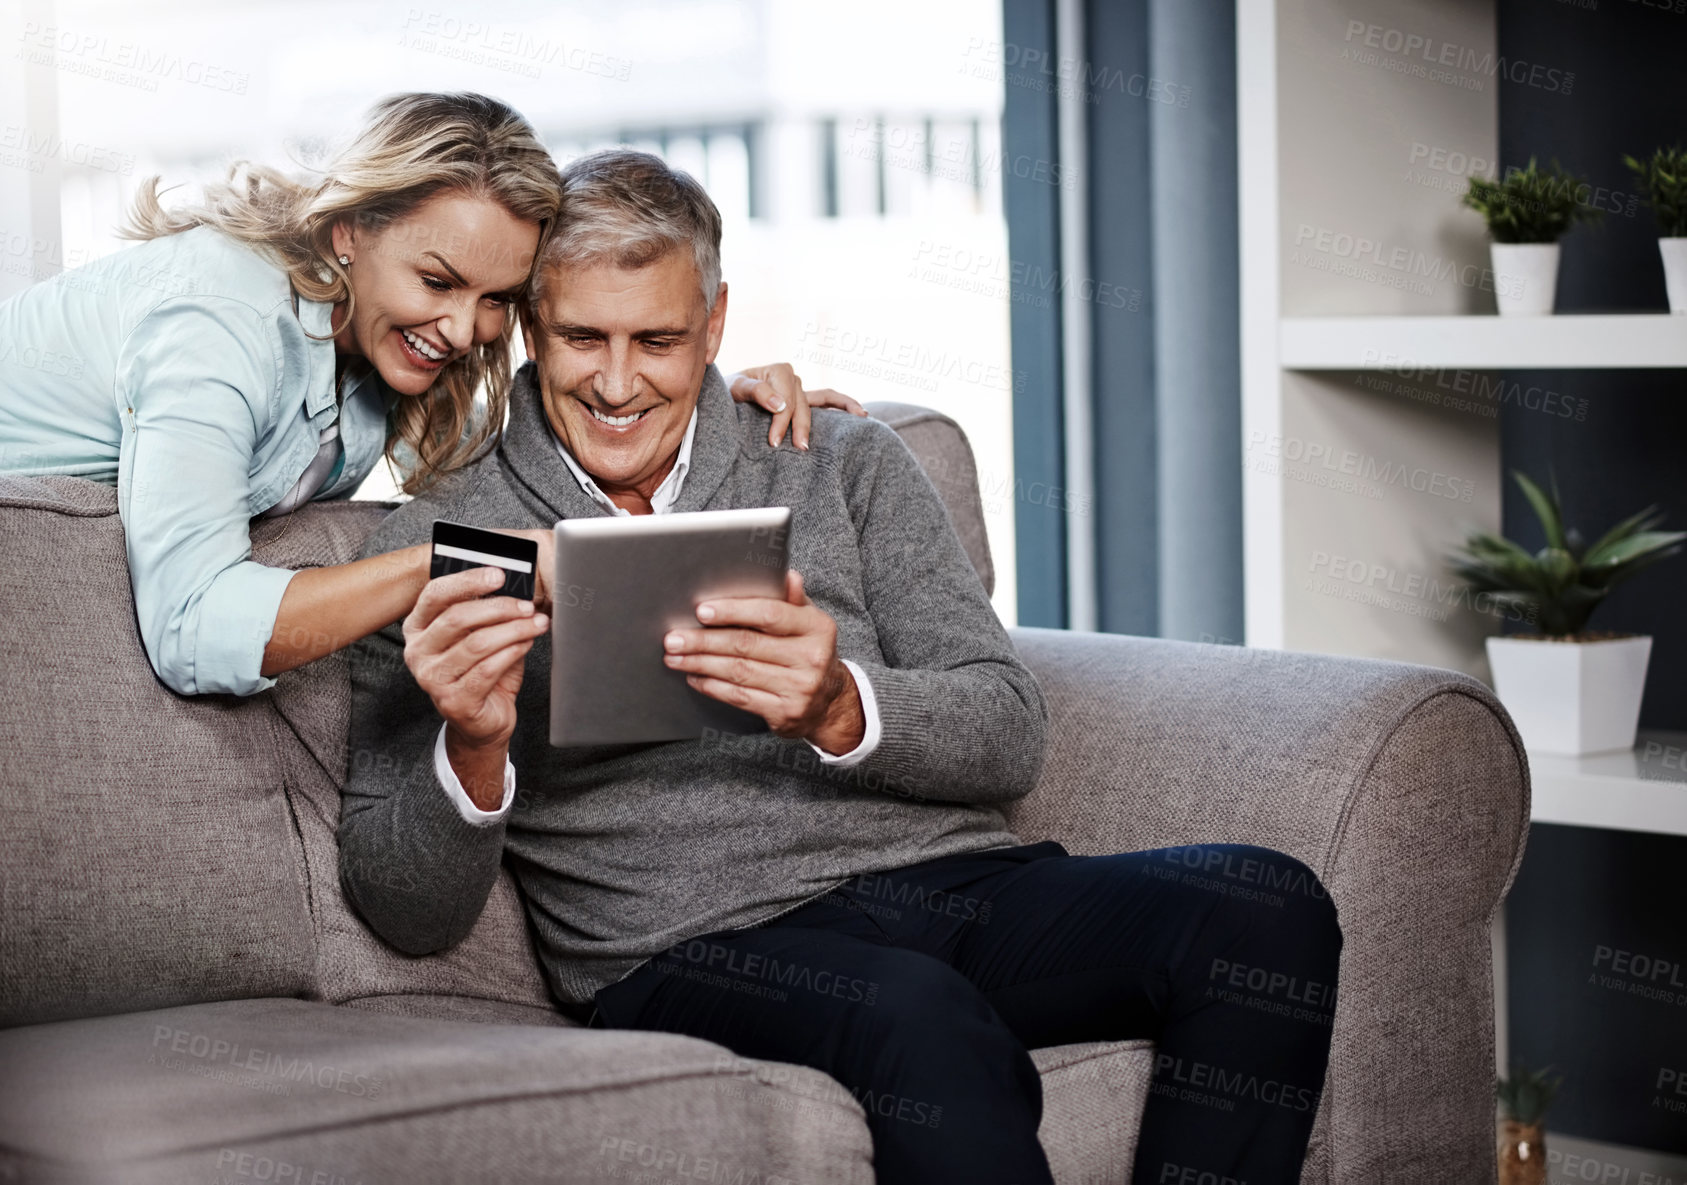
[
  {"xmin": 1660, "ymin": 237, "xmax": 1687, "ymax": 315},
  {"xmin": 1486, "ymin": 635, "xmax": 1652, "ymax": 755},
  {"xmin": 1490, "ymin": 242, "xmax": 1560, "ymax": 316}
]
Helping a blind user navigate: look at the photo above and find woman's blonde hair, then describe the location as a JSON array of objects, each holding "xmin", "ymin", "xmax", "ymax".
[{"xmin": 122, "ymin": 92, "xmax": 562, "ymax": 493}]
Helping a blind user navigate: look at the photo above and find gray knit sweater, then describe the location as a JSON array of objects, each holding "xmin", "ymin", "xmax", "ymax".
[{"xmin": 338, "ymin": 362, "xmax": 1047, "ymax": 1009}]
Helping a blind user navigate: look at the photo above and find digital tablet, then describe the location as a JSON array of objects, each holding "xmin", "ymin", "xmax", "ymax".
[{"xmin": 549, "ymin": 506, "xmax": 792, "ymax": 747}]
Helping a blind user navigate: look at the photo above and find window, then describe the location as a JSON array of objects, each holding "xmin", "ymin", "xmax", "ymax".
[{"xmin": 26, "ymin": 0, "xmax": 1018, "ymax": 620}]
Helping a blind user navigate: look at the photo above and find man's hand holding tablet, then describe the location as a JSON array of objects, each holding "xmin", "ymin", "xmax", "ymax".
[
  {"xmin": 406, "ymin": 509, "xmax": 864, "ymax": 797},
  {"xmin": 661, "ymin": 569, "xmax": 867, "ymax": 756}
]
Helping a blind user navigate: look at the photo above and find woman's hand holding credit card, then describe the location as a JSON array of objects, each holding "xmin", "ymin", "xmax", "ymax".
[
  {"xmin": 408, "ymin": 520, "xmax": 554, "ymax": 809},
  {"xmin": 428, "ymin": 520, "xmax": 554, "ymax": 611}
]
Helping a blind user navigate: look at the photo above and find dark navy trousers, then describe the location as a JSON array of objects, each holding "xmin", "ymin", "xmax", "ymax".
[{"xmin": 591, "ymin": 841, "xmax": 1342, "ymax": 1185}]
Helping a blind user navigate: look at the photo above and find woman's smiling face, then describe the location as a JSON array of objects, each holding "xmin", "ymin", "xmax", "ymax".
[{"xmin": 331, "ymin": 191, "xmax": 540, "ymax": 396}]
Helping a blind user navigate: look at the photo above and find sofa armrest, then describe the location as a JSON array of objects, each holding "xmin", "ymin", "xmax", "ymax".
[
  {"xmin": 1002, "ymin": 628, "xmax": 1529, "ymax": 892},
  {"xmin": 1003, "ymin": 627, "xmax": 1530, "ymax": 1183}
]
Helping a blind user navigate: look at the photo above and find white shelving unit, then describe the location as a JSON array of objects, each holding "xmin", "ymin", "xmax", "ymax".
[
  {"xmin": 1528, "ymin": 731, "xmax": 1687, "ymax": 838},
  {"xmin": 1237, "ymin": 1, "xmax": 1685, "ymax": 679},
  {"xmin": 1281, "ymin": 315, "xmax": 1687, "ymax": 371},
  {"xmin": 1238, "ymin": 0, "xmax": 1509, "ymax": 671},
  {"xmin": 1242, "ymin": 0, "xmax": 1687, "ymax": 1120}
]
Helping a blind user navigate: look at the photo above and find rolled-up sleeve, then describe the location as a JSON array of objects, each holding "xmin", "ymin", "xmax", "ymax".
[{"xmin": 114, "ymin": 297, "xmax": 297, "ymax": 697}]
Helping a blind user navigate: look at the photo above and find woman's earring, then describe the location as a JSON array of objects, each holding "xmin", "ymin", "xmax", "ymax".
[{"xmin": 338, "ymin": 254, "xmax": 351, "ymax": 267}]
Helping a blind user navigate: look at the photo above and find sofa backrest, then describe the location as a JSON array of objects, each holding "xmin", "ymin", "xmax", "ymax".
[
  {"xmin": 0, "ymin": 476, "xmax": 318, "ymax": 1026},
  {"xmin": 0, "ymin": 405, "xmax": 992, "ymax": 1027},
  {"xmin": 862, "ymin": 402, "xmax": 994, "ymax": 596}
]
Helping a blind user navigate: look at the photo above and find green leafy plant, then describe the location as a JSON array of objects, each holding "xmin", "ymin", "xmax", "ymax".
[
  {"xmin": 1496, "ymin": 1065, "xmax": 1563, "ymax": 1126},
  {"xmin": 1448, "ymin": 471, "xmax": 1685, "ymax": 638},
  {"xmin": 1462, "ymin": 157, "xmax": 1603, "ymax": 243},
  {"xmin": 1623, "ymin": 145, "xmax": 1687, "ymax": 237}
]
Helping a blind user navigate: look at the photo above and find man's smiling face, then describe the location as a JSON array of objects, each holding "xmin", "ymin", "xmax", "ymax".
[{"xmin": 524, "ymin": 249, "xmax": 727, "ymax": 507}]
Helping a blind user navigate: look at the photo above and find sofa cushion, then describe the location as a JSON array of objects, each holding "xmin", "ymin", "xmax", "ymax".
[
  {"xmin": 0, "ymin": 997, "xmax": 874, "ymax": 1184},
  {"xmin": 0, "ymin": 476, "xmax": 315, "ymax": 1027},
  {"xmin": 339, "ymin": 991, "xmax": 577, "ymax": 1029},
  {"xmin": 1029, "ymin": 1041, "xmax": 1151, "ymax": 1183}
]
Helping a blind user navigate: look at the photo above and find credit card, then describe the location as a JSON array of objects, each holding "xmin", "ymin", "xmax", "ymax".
[{"xmin": 429, "ymin": 520, "xmax": 539, "ymax": 601}]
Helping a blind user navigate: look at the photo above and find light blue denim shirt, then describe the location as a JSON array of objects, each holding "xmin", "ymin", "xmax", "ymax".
[{"xmin": 0, "ymin": 226, "xmax": 395, "ymax": 697}]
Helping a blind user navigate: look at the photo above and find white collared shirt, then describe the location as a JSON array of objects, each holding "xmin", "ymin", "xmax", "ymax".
[
  {"xmin": 552, "ymin": 405, "xmax": 699, "ymax": 516},
  {"xmin": 434, "ymin": 408, "xmax": 883, "ymax": 824}
]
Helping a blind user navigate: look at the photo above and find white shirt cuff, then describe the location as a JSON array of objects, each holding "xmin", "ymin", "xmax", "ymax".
[
  {"xmin": 433, "ymin": 722, "xmax": 516, "ymax": 824},
  {"xmin": 807, "ymin": 659, "xmax": 881, "ymax": 767}
]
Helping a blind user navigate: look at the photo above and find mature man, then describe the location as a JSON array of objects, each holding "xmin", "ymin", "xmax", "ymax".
[{"xmin": 340, "ymin": 150, "xmax": 1342, "ymax": 1185}]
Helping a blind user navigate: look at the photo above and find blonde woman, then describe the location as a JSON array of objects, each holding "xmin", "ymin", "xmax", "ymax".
[{"xmin": 0, "ymin": 92, "xmax": 857, "ymax": 698}]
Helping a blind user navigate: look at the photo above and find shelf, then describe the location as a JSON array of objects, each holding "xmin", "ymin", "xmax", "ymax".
[
  {"xmin": 1280, "ymin": 315, "xmax": 1687, "ymax": 370},
  {"xmin": 1527, "ymin": 731, "xmax": 1687, "ymax": 838}
]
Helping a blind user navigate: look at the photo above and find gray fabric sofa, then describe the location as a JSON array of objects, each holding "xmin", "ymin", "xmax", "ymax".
[{"xmin": 0, "ymin": 403, "xmax": 1529, "ymax": 1184}]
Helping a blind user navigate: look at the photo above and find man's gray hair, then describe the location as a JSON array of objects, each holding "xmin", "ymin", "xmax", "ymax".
[{"xmin": 531, "ymin": 148, "xmax": 723, "ymax": 312}]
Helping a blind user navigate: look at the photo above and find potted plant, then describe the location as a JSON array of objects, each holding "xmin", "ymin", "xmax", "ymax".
[
  {"xmin": 1623, "ymin": 145, "xmax": 1687, "ymax": 313},
  {"xmin": 1462, "ymin": 158, "xmax": 1602, "ymax": 315},
  {"xmin": 1496, "ymin": 1065, "xmax": 1562, "ymax": 1185},
  {"xmin": 1449, "ymin": 471, "xmax": 1684, "ymax": 754}
]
